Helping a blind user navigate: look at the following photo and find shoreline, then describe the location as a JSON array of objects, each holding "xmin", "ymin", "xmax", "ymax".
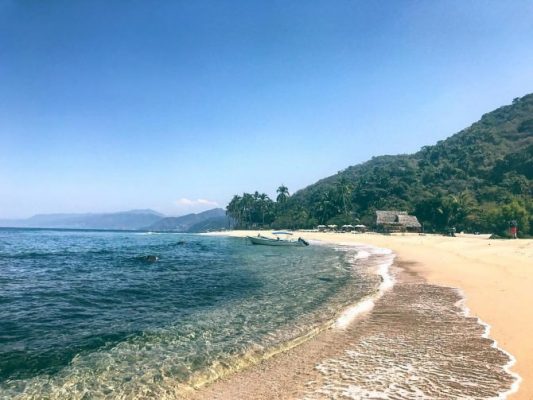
[
  {"xmin": 201, "ymin": 230, "xmax": 532, "ymax": 399},
  {"xmin": 183, "ymin": 241, "xmax": 394, "ymax": 396},
  {"xmin": 188, "ymin": 247, "xmax": 403, "ymax": 400}
]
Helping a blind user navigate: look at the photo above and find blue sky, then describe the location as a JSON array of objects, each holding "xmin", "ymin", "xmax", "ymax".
[{"xmin": 1, "ymin": 1, "xmax": 532, "ymax": 218}]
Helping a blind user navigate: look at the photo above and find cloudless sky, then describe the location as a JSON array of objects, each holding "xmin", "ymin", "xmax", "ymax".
[{"xmin": 1, "ymin": 0, "xmax": 532, "ymax": 218}]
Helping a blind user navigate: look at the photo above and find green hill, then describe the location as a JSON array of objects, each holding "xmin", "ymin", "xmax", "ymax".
[{"xmin": 227, "ymin": 94, "xmax": 533, "ymax": 236}]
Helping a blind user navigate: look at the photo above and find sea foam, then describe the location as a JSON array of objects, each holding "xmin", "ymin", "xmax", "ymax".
[
  {"xmin": 303, "ymin": 248, "xmax": 520, "ymax": 400},
  {"xmin": 456, "ymin": 290, "xmax": 522, "ymax": 399},
  {"xmin": 334, "ymin": 244, "xmax": 395, "ymax": 329}
]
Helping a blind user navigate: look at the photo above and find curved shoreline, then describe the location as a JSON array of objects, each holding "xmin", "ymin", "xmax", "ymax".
[
  {"xmin": 328, "ymin": 243, "xmax": 395, "ymax": 329},
  {"xmin": 322, "ymin": 231, "xmax": 531, "ymax": 400},
  {"xmin": 182, "ymin": 241, "xmax": 393, "ymax": 394},
  {"xmin": 203, "ymin": 230, "xmax": 529, "ymax": 399},
  {"xmin": 189, "ymin": 256, "xmax": 518, "ymax": 399},
  {"xmin": 282, "ymin": 231, "xmax": 530, "ymax": 399},
  {"xmin": 456, "ymin": 290, "xmax": 522, "ymax": 399}
]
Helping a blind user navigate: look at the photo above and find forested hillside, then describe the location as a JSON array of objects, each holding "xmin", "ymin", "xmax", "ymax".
[{"xmin": 227, "ymin": 94, "xmax": 533, "ymax": 236}]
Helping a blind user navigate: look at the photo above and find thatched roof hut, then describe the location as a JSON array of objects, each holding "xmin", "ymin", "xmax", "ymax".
[
  {"xmin": 397, "ymin": 214, "xmax": 422, "ymax": 229},
  {"xmin": 375, "ymin": 211, "xmax": 421, "ymax": 232}
]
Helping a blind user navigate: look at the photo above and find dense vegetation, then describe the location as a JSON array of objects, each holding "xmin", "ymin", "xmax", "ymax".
[{"xmin": 227, "ymin": 94, "xmax": 533, "ymax": 237}]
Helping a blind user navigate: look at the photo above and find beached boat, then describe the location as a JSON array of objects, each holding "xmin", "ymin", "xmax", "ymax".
[{"xmin": 247, "ymin": 231, "xmax": 310, "ymax": 247}]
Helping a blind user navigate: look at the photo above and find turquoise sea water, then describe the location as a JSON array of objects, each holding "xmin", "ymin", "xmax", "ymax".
[{"xmin": 0, "ymin": 229, "xmax": 379, "ymax": 398}]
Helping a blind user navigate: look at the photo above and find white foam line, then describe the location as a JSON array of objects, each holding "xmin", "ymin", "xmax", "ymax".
[
  {"xmin": 317, "ymin": 239, "xmax": 520, "ymax": 397},
  {"xmin": 334, "ymin": 298, "xmax": 376, "ymax": 329},
  {"xmin": 353, "ymin": 250, "xmax": 370, "ymax": 260},
  {"xmin": 455, "ymin": 289, "xmax": 522, "ymax": 399},
  {"xmin": 135, "ymin": 232, "xmax": 186, "ymax": 235},
  {"xmin": 333, "ymin": 243, "xmax": 396, "ymax": 329}
]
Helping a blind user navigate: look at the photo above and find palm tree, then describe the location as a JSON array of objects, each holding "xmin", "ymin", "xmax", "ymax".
[
  {"xmin": 241, "ymin": 193, "xmax": 255, "ymax": 228},
  {"xmin": 276, "ymin": 185, "xmax": 290, "ymax": 203},
  {"xmin": 258, "ymin": 193, "xmax": 271, "ymax": 225},
  {"xmin": 316, "ymin": 190, "xmax": 338, "ymax": 224},
  {"xmin": 446, "ymin": 192, "xmax": 475, "ymax": 230},
  {"xmin": 226, "ymin": 195, "xmax": 243, "ymax": 227}
]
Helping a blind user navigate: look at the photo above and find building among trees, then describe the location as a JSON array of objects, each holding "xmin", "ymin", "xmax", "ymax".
[{"xmin": 375, "ymin": 211, "xmax": 422, "ymax": 233}]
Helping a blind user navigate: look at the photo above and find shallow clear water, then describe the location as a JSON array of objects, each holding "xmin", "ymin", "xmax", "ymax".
[{"xmin": 0, "ymin": 229, "xmax": 379, "ymax": 398}]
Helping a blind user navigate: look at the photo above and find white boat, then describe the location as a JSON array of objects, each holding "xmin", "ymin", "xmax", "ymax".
[{"xmin": 247, "ymin": 231, "xmax": 309, "ymax": 247}]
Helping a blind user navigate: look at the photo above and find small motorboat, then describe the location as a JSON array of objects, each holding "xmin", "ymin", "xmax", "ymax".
[{"xmin": 247, "ymin": 231, "xmax": 309, "ymax": 247}]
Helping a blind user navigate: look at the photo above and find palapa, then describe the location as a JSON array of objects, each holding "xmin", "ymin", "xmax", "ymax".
[{"xmin": 375, "ymin": 210, "xmax": 421, "ymax": 232}]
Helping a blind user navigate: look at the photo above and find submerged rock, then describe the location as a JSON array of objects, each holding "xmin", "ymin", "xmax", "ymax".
[{"xmin": 141, "ymin": 255, "xmax": 159, "ymax": 263}]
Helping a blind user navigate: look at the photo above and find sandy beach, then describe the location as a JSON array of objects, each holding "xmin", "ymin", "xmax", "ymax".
[{"xmin": 199, "ymin": 231, "xmax": 533, "ymax": 399}]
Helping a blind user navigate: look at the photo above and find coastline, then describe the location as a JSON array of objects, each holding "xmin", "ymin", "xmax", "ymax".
[{"xmin": 201, "ymin": 231, "xmax": 532, "ymax": 399}]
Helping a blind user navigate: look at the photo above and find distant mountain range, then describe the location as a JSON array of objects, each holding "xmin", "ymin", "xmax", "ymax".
[
  {"xmin": 144, "ymin": 208, "xmax": 229, "ymax": 232},
  {"xmin": 0, "ymin": 208, "xmax": 229, "ymax": 232}
]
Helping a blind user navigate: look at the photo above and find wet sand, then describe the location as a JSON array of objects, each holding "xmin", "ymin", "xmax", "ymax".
[
  {"xmin": 300, "ymin": 231, "xmax": 533, "ymax": 400},
  {"xmin": 193, "ymin": 232, "xmax": 531, "ymax": 399},
  {"xmin": 187, "ymin": 262, "xmax": 409, "ymax": 400}
]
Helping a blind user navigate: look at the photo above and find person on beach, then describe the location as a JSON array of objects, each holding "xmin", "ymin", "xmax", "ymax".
[{"xmin": 509, "ymin": 220, "xmax": 518, "ymax": 239}]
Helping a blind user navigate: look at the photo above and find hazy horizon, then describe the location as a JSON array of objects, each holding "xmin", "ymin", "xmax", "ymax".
[
  {"xmin": 1, "ymin": 1, "xmax": 533, "ymax": 219},
  {"xmin": 0, "ymin": 206, "xmax": 224, "ymax": 220}
]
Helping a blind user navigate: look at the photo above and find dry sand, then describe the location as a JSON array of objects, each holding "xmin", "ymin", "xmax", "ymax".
[{"xmin": 199, "ymin": 231, "xmax": 533, "ymax": 399}]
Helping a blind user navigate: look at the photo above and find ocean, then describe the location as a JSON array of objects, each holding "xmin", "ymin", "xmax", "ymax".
[
  {"xmin": 0, "ymin": 229, "xmax": 518, "ymax": 399},
  {"xmin": 0, "ymin": 229, "xmax": 383, "ymax": 398}
]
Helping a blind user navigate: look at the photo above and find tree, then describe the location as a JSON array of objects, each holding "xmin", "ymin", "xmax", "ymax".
[
  {"xmin": 225, "ymin": 95, "xmax": 533, "ymax": 233},
  {"xmin": 226, "ymin": 195, "xmax": 243, "ymax": 227},
  {"xmin": 336, "ymin": 177, "xmax": 353, "ymax": 215},
  {"xmin": 316, "ymin": 190, "xmax": 339, "ymax": 224},
  {"xmin": 486, "ymin": 196, "xmax": 530, "ymax": 237},
  {"xmin": 445, "ymin": 192, "xmax": 476, "ymax": 231},
  {"xmin": 226, "ymin": 192, "xmax": 276, "ymax": 228},
  {"xmin": 257, "ymin": 192, "xmax": 273, "ymax": 226},
  {"xmin": 276, "ymin": 185, "xmax": 290, "ymax": 203},
  {"xmin": 241, "ymin": 193, "xmax": 255, "ymax": 228}
]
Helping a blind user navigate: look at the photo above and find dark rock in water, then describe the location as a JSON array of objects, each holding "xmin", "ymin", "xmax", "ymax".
[{"xmin": 176, "ymin": 241, "xmax": 186, "ymax": 245}]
